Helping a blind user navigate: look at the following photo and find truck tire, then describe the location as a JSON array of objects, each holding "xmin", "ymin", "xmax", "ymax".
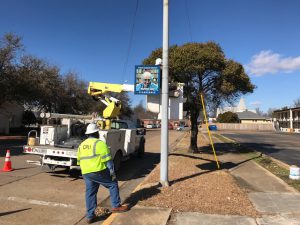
[
  {"xmin": 113, "ymin": 151, "xmax": 122, "ymax": 172},
  {"xmin": 42, "ymin": 164, "xmax": 56, "ymax": 172},
  {"xmin": 137, "ymin": 138, "xmax": 145, "ymax": 158},
  {"xmin": 69, "ymin": 169, "xmax": 81, "ymax": 178}
]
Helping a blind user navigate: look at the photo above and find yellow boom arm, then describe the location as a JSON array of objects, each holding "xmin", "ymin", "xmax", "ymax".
[
  {"xmin": 88, "ymin": 82, "xmax": 134, "ymax": 97},
  {"xmin": 87, "ymin": 82, "xmax": 134, "ymax": 127}
]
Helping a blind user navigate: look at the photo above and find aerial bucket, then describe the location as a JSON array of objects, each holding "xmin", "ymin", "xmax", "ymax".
[{"xmin": 27, "ymin": 130, "xmax": 39, "ymax": 146}]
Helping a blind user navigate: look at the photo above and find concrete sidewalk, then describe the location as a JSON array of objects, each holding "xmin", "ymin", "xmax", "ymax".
[
  {"xmin": 106, "ymin": 206, "xmax": 172, "ymax": 225},
  {"xmin": 94, "ymin": 134, "xmax": 300, "ymax": 225},
  {"xmin": 100, "ymin": 153, "xmax": 300, "ymax": 225}
]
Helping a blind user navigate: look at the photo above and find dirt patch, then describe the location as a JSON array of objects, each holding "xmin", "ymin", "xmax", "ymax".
[{"xmin": 129, "ymin": 132, "xmax": 260, "ymax": 217}]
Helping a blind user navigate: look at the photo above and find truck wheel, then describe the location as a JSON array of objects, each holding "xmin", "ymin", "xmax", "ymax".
[
  {"xmin": 42, "ymin": 164, "xmax": 56, "ymax": 172},
  {"xmin": 113, "ymin": 151, "xmax": 122, "ymax": 172},
  {"xmin": 69, "ymin": 169, "xmax": 81, "ymax": 178},
  {"xmin": 137, "ymin": 139, "xmax": 145, "ymax": 158}
]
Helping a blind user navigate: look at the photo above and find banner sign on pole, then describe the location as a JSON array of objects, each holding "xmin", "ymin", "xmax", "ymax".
[{"xmin": 134, "ymin": 65, "xmax": 160, "ymax": 95}]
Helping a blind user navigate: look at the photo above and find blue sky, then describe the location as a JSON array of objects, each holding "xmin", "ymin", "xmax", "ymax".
[{"xmin": 1, "ymin": 0, "xmax": 300, "ymax": 112}]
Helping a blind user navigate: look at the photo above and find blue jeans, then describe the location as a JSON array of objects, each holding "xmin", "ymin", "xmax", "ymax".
[{"xmin": 82, "ymin": 169, "xmax": 121, "ymax": 219}]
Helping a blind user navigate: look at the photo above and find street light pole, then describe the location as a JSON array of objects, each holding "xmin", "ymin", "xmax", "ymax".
[{"xmin": 160, "ymin": 0, "xmax": 169, "ymax": 187}]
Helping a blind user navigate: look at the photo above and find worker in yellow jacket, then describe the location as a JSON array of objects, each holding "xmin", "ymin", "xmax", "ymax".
[{"xmin": 77, "ymin": 123, "xmax": 128, "ymax": 224}]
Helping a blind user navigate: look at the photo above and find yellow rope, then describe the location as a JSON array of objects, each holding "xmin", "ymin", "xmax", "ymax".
[{"xmin": 200, "ymin": 93, "xmax": 220, "ymax": 169}]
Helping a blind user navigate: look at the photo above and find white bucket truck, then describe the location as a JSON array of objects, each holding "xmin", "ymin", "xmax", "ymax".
[{"xmin": 23, "ymin": 82, "xmax": 146, "ymax": 173}]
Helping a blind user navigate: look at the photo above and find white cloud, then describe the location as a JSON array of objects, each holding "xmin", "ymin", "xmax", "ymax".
[
  {"xmin": 250, "ymin": 101, "xmax": 261, "ymax": 107},
  {"xmin": 245, "ymin": 50, "xmax": 300, "ymax": 76}
]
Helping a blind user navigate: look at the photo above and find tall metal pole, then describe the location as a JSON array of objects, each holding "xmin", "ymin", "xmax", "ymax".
[{"xmin": 160, "ymin": 0, "xmax": 169, "ymax": 186}]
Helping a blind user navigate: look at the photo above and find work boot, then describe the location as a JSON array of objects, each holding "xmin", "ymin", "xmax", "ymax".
[
  {"xmin": 86, "ymin": 216, "xmax": 97, "ymax": 224},
  {"xmin": 111, "ymin": 204, "xmax": 129, "ymax": 213}
]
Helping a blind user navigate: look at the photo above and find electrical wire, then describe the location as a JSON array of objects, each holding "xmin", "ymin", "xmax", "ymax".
[
  {"xmin": 121, "ymin": 0, "xmax": 139, "ymax": 83},
  {"xmin": 185, "ymin": 0, "xmax": 193, "ymax": 42}
]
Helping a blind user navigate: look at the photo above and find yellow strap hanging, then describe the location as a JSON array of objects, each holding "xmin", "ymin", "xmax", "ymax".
[{"xmin": 200, "ymin": 93, "xmax": 220, "ymax": 169}]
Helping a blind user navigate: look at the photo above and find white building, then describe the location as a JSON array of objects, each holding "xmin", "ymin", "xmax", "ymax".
[
  {"xmin": 216, "ymin": 98, "xmax": 256, "ymax": 117},
  {"xmin": 146, "ymin": 83, "xmax": 185, "ymax": 120},
  {"xmin": 273, "ymin": 107, "xmax": 300, "ymax": 133}
]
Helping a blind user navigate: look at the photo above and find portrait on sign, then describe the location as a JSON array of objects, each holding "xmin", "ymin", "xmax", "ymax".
[{"xmin": 134, "ymin": 65, "xmax": 160, "ymax": 95}]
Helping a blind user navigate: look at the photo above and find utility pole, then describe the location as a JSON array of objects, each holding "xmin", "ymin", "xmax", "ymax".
[{"xmin": 160, "ymin": 0, "xmax": 169, "ymax": 187}]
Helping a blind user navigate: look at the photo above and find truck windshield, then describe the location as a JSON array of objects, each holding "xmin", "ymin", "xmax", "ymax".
[{"xmin": 111, "ymin": 121, "xmax": 128, "ymax": 129}]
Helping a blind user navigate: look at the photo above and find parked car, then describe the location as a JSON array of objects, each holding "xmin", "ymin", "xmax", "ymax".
[
  {"xmin": 208, "ymin": 125, "xmax": 217, "ymax": 131},
  {"xmin": 176, "ymin": 126, "xmax": 183, "ymax": 131},
  {"xmin": 152, "ymin": 124, "xmax": 157, "ymax": 128},
  {"xmin": 146, "ymin": 124, "xmax": 153, "ymax": 129},
  {"xmin": 176, "ymin": 125, "xmax": 185, "ymax": 131},
  {"xmin": 168, "ymin": 123, "xmax": 174, "ymax": 130}
]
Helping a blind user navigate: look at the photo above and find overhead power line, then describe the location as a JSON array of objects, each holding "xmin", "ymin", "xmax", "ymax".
[
  {"xmin": 185, "ymin": 0, "xmax": 193, "ymax": 42},
  {"xmin": 122, "ymin": 0, "xmax": 139, "ymax": 83}
]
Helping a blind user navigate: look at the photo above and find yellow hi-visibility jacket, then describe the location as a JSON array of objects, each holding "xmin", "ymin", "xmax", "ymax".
[{"xmin": 77, "ymin": 138, "xmax": 112, "ymax": 174}]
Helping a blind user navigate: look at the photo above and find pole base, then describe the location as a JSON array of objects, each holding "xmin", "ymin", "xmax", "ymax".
[{"xmin": 160, "ymin": 180, "xmax": 170, "ymax": 187}]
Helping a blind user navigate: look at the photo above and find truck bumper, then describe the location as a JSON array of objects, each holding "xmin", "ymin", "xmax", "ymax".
[{"xmin": 43, "ymin": 157, "xmax": 73, "ymax": 166}]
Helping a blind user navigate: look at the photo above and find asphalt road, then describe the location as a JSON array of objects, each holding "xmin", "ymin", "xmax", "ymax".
[
  {"xmin": 220, "ymin": 131, "xmax": 300, "ymax": 166},
  {"xmin": 0, "ymin": 129, "xmax": 185, "ymax": 225}
]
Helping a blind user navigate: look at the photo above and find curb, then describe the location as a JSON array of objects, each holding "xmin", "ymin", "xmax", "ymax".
[
  {"xmin": 101, "ymin": 173, "xmax": 149, "ymax": 225},
  {"xmin": 101, "ymin": 132, "xmax": 188, "ymax": 225},
  {"xmin": 170, "ymin": 130, "xmax": 190, "ymax": 152},
  {"xmin": 261, "ymin": 153, "xmax": 290, "ymax": 170},
  {"xmin": 214, "ymin": 133, "xmax": 235, "ymax": 143},
  {"xmin": 101, "ymin": 176, "xmax": 160, "ymax": 225},
  {"xmin": 251, "ymin": 160, "xmax": 298, "ymax": 193},
  {"xmin": 217, "ymin": 133, "xmax": 291, "ymax": 168},
  {"xmin": 217, "ymin": 133, "xmax": 298, "ymax": 192}
]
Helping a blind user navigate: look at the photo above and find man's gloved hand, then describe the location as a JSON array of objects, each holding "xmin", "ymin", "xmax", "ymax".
[
  {"xmin": 110, "ymin": 171, "xmax": 117, "ymax": 181},
  {"xmin": 106, "ymin": 160, "xmax": 116, "ymax": 181}
]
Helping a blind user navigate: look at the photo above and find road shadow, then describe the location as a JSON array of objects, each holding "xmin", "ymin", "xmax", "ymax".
[
  {"xmin": 47, "ymin": 152, "xmax": 160, "ymax": 182},
  {"xmin": 0, "ymin": 208, "xmax": 31, "ymax": 217},
  {"xmin": 12, "ymin": 167, "xmax": 36, "ymax": 171},
  {"xmin": 117, "ymin": 152, "xmax": 160, "ymax": 182},
  {"xmin": 123, "ymin": 183, "xmax": 161, "ymax": 208},
  {"xmin": 169, "ymin": 170, "xmax": 212, "ymax": 186},
  {"xmin": 170, "ymin": 152, "xmax": 214, "ymax": 163},
  {"xmin": 49, "ymin": 168, "xmax": 82, "ymax": 180},
  {"xmin": 198, "ymin": 142, "xmax": 280, "ymax": 156},
  {"xmin": 166, "ymin": 150, "xmax": 263, "ymax": 186},
  {"xmin": 197, "ymin": 153, "xmax": 262, "ymax": 171},
  {"xmin": 98, "ymin": 182, "xmax": 161, "ymax": 210}
]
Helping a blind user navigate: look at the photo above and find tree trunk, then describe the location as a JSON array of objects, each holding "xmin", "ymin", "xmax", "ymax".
[{"xmin": 189, "ymin": 108, "xmax": 199, "ymax": 153}]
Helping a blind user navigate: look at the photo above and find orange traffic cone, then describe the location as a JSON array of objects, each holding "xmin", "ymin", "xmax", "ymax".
[{"xmin": 1, "ymin": 150, "xmax": 13, "ymax": 172}]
